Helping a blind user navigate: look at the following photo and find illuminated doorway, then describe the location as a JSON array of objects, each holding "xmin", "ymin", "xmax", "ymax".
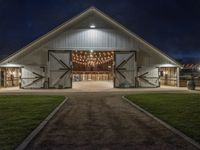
[
  {"xmin": 72, "ymin": 50, "xmax": 114, "ymax": 88},
  {"xmin": 0, "ymin": 67, "xmax": 20, "ymax": 88}
]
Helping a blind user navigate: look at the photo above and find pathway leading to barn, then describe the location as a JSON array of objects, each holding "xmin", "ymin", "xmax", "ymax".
[{"xmin": 26, "ymin": 92, "xmax": 198, "ymax": 150}]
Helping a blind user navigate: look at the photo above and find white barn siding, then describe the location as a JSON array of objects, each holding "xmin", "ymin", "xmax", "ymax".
[
  {"xmin": 46, "ymin": 29, "xmax": 137, "ymax": 50},
  {"xmin": 13, "ymin": 46, "xmax": 47, "ymax": 65},
  {"xmin": 11, "ymin": 27, "xmax": 176, "ymax": 72},
  {"xmin": 137, "ymin": 44, "xmax": 176, "ymax": 67},
  {"xmin": 11, "ymin": 28, "xmax": 174, "ymax": 69},
  {"xmin": 12, "ymin": 28, "xmax": 138, "ymax": 66}
]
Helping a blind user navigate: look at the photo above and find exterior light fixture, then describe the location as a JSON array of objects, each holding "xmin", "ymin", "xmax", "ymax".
[
  {"xmin": 90, "ymin": 24, "xmax": 96, "ymax": 28},
  {"xmin": 198, "ymin": 65, "xmax": 200, "ymax": 71}
]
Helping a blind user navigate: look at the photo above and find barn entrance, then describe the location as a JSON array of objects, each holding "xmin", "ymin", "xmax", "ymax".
[
  {"xmin": 159, "ymin": 67, "xmax": 178, "ymax": 87},
  {"xmin": 72, "ymin": 50, "xmax": 114, "ymax": 89},
  {"xmin": 72, "ymin": 50, "xmax": 136, "ymax": 89},
  {"xmin": 48, "ymin": 50, "xmax": 136, "ymax": 89},
  {"xmin": 0, "ymin": 67, "xmax": 20, "ymax": 88}
]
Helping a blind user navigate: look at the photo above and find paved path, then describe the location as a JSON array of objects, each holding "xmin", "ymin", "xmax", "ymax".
[{"xmin": 26, "ymin": 93, "xmax": 198, "ymax": 150}]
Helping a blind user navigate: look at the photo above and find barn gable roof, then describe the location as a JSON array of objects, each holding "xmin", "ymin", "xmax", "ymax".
[{"xmin": 0, "ymin": 6, "xmax": 181, "ymax": 67}]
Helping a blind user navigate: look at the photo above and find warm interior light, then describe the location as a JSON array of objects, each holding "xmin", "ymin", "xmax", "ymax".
[
  {"xmin": 72, "ymin": 51, "xmax": 113, "ymax": 66},
  {"xmin": 90, "ymin": 24, "xmax": 96, "ymax": 28},
  {"xmin": 198, "ymin": 65, "xmax": 200, "ymax": 71}
]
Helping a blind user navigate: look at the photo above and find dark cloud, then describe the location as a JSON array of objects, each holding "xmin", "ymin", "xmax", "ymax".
[{"xmin": 0, "ymin": 0, "xmax": 200, "ymax": 62}]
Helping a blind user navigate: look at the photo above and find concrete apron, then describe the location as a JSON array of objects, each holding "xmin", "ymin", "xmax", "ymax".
[{"xmin": 0, "ymin": 81, "xmax": 199, "ymax": 95}]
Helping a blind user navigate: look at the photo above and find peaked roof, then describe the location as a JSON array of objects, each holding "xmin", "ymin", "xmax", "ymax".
[{"xmin": 0, "ymin": 6, "xmax": 181, "ymax": 67}]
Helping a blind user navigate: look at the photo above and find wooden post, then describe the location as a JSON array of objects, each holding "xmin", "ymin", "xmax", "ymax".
[{"xmin": 176, "ymin": 67, "xmax": 180, "ymax": 87}]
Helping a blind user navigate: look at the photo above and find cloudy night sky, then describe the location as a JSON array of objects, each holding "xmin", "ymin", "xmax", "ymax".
[{"xmin": 0, "ymin": 0, "xmax": 200, "ymax": 63}]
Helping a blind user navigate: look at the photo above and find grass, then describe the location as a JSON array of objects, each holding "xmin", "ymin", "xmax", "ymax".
[
  {"xmin": 0, "ymin": 95, "xmax": 65, "ymax": 150},
  {"xmin": 127, "ymin": 93, "xmax": 200, "ymax": 143}
]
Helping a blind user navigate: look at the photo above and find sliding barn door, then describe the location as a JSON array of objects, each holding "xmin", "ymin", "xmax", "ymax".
[
  {"xmin": 114, "ymin": 51, "xmax": 136, "ymax": 88},
  {"xmin": 21, "ymin": 66, "xmax": 45, "ymax": 88},
  {"xmin": 137, "ymin": 67, "xmax": 159, "ymax": 87},
  {"xmin": 48, "ymin": 51, "xmax": 72, "ymax": 88}
]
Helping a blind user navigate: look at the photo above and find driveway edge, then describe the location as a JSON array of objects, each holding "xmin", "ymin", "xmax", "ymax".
[
  {"xmin": 122, "ymin": 96, "xmax": 200, "ymax": 150},
  {"xmin": 15, "ymin": 97, "xmax": 68, "ymax": 150}
]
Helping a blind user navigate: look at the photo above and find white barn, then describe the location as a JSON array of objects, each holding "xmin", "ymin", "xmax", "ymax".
[{"xmin": 0, "ymin": 7, "xmax": 181, "ymax": 89}]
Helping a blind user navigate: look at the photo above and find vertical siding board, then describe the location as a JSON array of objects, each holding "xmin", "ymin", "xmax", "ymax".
[{"xmin": 65, "ymin": 31, "xmax": 69, "ymax": 49}]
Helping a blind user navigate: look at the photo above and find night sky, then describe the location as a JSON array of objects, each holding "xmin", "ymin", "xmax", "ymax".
[{"xmin": 0, "ymin": 0, "xmax": 200, "ymax": 63}]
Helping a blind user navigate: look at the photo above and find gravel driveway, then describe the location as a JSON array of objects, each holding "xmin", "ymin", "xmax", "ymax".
[{"xmin": 26, "ymin": 92, "xmax": 198, "ymax": 150}]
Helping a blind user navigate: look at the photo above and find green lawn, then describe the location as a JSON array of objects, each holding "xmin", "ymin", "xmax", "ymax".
[
  {"xmin": 0, "ymin": 95, "xmax": 65, "ymax": 150},
  {"xmin": 127, "ymin": 93, "xmax": 200, "ymax": 143}
]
